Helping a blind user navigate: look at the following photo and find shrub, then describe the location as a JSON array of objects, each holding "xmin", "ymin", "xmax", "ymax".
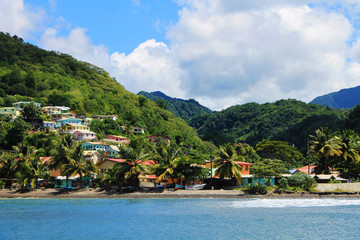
[
  {"xmin": 278, "ymin": 177, "xmax": 289, "ymax": 189},
  {"xmin": 247, "ymin": 182, "xmax": 266, "ymax": 194},
  {"xmin": 287, "ymin": 173, "xmax": 317, "ymax": 191}
]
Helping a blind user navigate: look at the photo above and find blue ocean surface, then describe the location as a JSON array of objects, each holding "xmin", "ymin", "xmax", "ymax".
[{"xmin": 0, "ymin": 198, "xmax": 360, "ymax": 240}]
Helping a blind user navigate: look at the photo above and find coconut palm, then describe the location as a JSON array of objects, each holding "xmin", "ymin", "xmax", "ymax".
[
  {"xmin": 152, "ymin": 145, "xmax": 183, "ymax": 185},
  {"xmin": 51, "ymin": 134, "xmax": 75, "ymax": 187},
  {"xmin": 309, "ymin": 127, "xmax": 342, "ymax": 174},
  {"xmin": 0, "ymin": 151, "xmax": 16, "ymax": 180},
  {"xmin": 101, "ymin": 164, "xmax": 127, "ymax": 189},
  {"xmin": 62, "ymin": 142, "xmax": 98, "ymax": 188},
  {"xmin": 336, "ymin": 129, "xmax": 360, "ymax": 177},
  {"xmin": 214, "ymin": 143, "xmax": 244, "ymax": 184},
  {"xmin": 118, "ymin": 136, "xmax": 152, "ymax": 187}
]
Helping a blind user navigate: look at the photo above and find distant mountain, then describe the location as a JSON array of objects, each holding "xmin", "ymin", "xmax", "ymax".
[
  {"xmin": 138, "ymin": 91, "xmax": 213, "ymax": 122},
  {"xmin": 311, "ymin": 86, "xmax": 360, "ymax": 109}
]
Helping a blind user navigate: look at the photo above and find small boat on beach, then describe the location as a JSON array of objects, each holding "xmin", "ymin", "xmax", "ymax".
[
  {"xmin": 185, "ymin": 183, "xmax": 206, "ymax": 190},
  {"xmin": 175, "ymin": 184, "xmax": 185, "ymax": 189}
]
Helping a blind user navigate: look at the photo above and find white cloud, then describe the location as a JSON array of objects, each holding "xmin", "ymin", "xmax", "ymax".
[
  {"xmin": 166, "ymin": 0, "xmax": 357, "ymax": 109},
  {"xmin": 3, "ymin": 0, "xmax": 360, "ymax": 110},
  {"xmin": 40, "ymin": 27, "xmax": 110, "ymax": 70},
  {"xmin": 110, "ymin": 40, "xmax": 186, "ymax": 98},
  {"xmin": 0, "ymin": 0, "xmax": 44, "ymax": 38}
]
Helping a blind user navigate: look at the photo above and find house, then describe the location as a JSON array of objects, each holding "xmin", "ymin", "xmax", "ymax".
[
  {"xmin": 0, "ymin": 107, "xmax": 21, "ymax": 120},
  {"xmin": 41, "ymin": 106, "xmax": 70, "ymax": 115},
  {"xmin": 63, "ymin": 123, "xmax": 90, "ymax": 133},
  {"xmin": 57, "ymin": 118, "xmax": 83, "ymax": 127},
  {"xmin": 51, "ymin": 113, "xmax": 76, "ymax": 121},
  {"xmin": 92, "ymin": 115, "xmax": 118, "ymax": 121},
  {"xmin": 146, "ymin": 135, "xmax": 171, "ymax": 145},
  {"xmin": 97, "ymin": 158, "xmax": 156, "ymax": 186},
  {"xmin": 203, "ymin": 160, "xmax": 255, "ymax": 186},
  {"xmin": 12, "ymin": 101, "xmax": 41, "ymax": 110},
  {"xmin": 82, "ymin": 142, "xmax": 119, "ymax": 157},
  {"xmin": 73, "ymin": 130, "xmax": 97, "ymax": 141},
  {"xmin": 83, "ymin": 150, "xmax": 101, "ymax": 164},
  {"xmin": 106, "ymin": 135, "xmax": 130, "ymax": 144},
  {"xmin": 314, "ymin": 174, "xmax": 349, "ymax": 183},
  {"xmin": 292, "ymin": 165, "xmax": 337, "ymax": 175},
  {"xmin": 132, "ymin": 127, "xmax": 145, "ymax": 134},
  {"xmin": 43, "ymin": 121, "xmax": 55, "ymax": 129}
]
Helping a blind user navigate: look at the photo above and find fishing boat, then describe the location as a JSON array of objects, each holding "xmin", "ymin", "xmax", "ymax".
[
  {"xmin": 185, "ymin": 183, "xmax": 206, "ymax": 190},
  {"xmin": 175, "ymin": 183, "xmax": 185, "ymax": 189}
]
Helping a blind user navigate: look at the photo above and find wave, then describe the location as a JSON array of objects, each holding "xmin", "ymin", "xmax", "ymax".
[{"xmin": 222, "ymin": 198, "xmax": 360, "ymax": 208}]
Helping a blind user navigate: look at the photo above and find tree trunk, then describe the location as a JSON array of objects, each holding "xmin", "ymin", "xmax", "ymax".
[{"xmin": 80, "ymin": 173, "xmax": 83, "ymax": 188}]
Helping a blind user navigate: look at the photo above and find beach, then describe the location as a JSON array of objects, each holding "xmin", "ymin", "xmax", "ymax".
[{"xmin": 1, "ymin": 188, "xmax": 360, "ymax": 199}]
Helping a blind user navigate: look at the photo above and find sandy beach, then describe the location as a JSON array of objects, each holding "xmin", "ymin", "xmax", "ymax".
[{"xmin": 1, "ymin": 188, "xmax": 360, "ymax": 199}]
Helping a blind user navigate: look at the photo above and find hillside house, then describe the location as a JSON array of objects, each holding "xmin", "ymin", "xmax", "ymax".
[
  {"xmin": 106, "ymin": 135, "xmax": 130, "ymax": 144},
  {"xmin": 62, "ymin": 123, "xmax": 90, "ymax": 133},
  {"xmin": 13, "ymin": 101, "xmax": 41, "ymax": 110},
  {"xmin": 41, "ymin": 106, "xmax": 70, "ymax": 115},
  {"xmin": 57, "ymin": 118, "xmax": 83, "ymax": 126},
  {"xmin": 0, "ymin": 107, "xmax": 21, "ymax": 120},
  {"xmin": 51, "ymin": 113, "xmax": 76, "ymax": 121},
  {"xmin": 42, "ymin": 121, "xmax": 55, "ymax": 129},
  {"xmin": 73, "ymin": 130, "xmax": 97, "ymax": 141}
]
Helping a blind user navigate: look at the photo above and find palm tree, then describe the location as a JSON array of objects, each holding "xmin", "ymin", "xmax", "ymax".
[
  {"xmin": 51, "ymin": 134, "xmax": 75, "ymax": 187},
  {"xmin": 336, "ymin": 129, "xmax": 360, "ymax": 176},
  {"xmin": 214, "ymin": 143, "xmax": 244, "ymax": 184},
  {"xmin": 0, "ymin": 151, "xmax": 16, "ymax": 180},
  {"xmin": 309, "ymin": 127, "xmax": 342, "ymax": 174},
  {"xmin": 152, "ymin": 145, "xmax": 183, "ymax": 185},
  {"xmin": 118, "ymin": 136, "xmax": 152, "ymax": 187},
  {"xmin": 101, "ymin": 164, "xmax": 127, "ymax": 190},
  {"xmin": 62, "ymin": 143, "xmax": 98, "ymax": 188}
]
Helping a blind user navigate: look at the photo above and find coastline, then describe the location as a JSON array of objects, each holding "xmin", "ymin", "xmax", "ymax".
[{"xmin": 1, "ymin": 189, "xmax": 360, "ymax": 199}]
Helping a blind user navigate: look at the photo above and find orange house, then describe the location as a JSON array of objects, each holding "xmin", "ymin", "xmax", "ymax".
[{"xmin": 204, "ymin": 160, "xmax": 253, "ymax": 176}]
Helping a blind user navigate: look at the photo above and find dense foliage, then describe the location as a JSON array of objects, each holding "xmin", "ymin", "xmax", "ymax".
[
  {"xmin": 189, "ymin": 99, "xmax": 347, "ymax": 152},
  {"xmin": 0, "ymin": 32, "xmax": 207, "ymax": 151},
  {"xmin": 138, "ymin": 91, "xmax": 213, "ymax": 122}
]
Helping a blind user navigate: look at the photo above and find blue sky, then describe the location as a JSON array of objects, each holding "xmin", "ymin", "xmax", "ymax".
[{"xmin": 1, "ymin": 0, "xmax": 360, "ymax": 110}]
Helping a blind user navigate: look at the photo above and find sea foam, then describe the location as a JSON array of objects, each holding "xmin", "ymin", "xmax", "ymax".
[{"xmin": 222, "ymin": 198, "xmax": 360, "ymax": 208}]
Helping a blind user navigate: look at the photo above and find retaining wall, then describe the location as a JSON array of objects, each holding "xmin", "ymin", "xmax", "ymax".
[{"xmin": 316, "ymin": 182, "xmax": 360, "ymax": 192}]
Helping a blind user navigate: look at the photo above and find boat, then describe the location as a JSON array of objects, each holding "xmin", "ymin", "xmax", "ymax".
[
  {"xmin": 175, "ymin": 183, "xmax": 185, "ymax": 189},
  {"xmin": 185, "ymin": 183, "xmax": 206, "ymax": 190}
]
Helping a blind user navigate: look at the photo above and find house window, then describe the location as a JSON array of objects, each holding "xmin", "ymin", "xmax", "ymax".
[{"xmin": 245, "ymin": 166, "xmax": 248, "ymax": 171}]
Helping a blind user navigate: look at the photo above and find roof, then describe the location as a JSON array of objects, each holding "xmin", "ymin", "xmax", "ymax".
[
  {"xmin": 40, "ymin": 157, "xmax": 53, "ymax": 164},
  {"xmin": 107, "ymin": 135, "xmax": 128, "ymax": 139},
  {"xmin": 315, "ymin": 174, "xmax": 335, "ymax": 180},
  {"xmin": 64, "ymin": 123, "xmax": 86, "ymax": 127},
  {"xmin": 107, "ymin": 145, "xmax": 120, "ymax": 152},
  {"xmin": 84, "ymin": 141, "xmax": 108, "ymax": 146},
  {"xmin": 294, "ymin": 165, "xmax": 317, "ymax": 174},
  {"xmin": 73, "ymin": 130, "xmax": 96, "ymax": 134}
]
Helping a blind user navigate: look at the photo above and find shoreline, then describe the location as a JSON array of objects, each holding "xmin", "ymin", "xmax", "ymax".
[{"xmin": 1, "ymin": 189, "xmax": 360, "ymax": 199}]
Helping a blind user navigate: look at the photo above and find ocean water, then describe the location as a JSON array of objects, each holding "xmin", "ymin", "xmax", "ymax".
[{"xmin": 0, "ymin": 198, "xmax": 360, "ymax": 240}]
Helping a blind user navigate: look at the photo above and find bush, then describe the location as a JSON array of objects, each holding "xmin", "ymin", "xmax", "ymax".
[
  {"xmin": 247, "ymin": 182, "xmax": 266, "ymax": 194},
  {"xmin": 278, "ymin": 177, "xmax": 289, "ymax": 189},
  {"xmin": 287, "ymin": 173, "xmax": 317, "ymax": 191}
]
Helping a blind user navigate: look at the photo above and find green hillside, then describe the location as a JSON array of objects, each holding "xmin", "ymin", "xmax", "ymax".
[
  {"xmin": 138, "ymin": 91, "xmax": 213, "ymax": 122},
  {"xmin": 0, "ymin": 32, "xmax": 206, "ymax": 151},
  {"xmin": 189, "ymin": 99, "xmax": 348, "ymax": 152}
]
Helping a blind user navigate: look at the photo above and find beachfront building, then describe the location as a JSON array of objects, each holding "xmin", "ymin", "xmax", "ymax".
[
  {"xmin": 204, "ymin": 160, "xmax": 256, "ymax": 187},
  {"xmin": 73, "ymin": 130, "xmax": 97, "ymax": 141},
  {"xmin": 97, "ymin": 158, "xmax": 157, "ymax": 187},
  {"xmin": 12, "ymin": 101, "xmax": 41, "ymax": 110},
  {"xmin": 0, "ymin": 107, "xmax": 21, "ymax": 120}
]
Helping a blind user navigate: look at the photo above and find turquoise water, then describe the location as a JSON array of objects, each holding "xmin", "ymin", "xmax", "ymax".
[{"xmin": 1, "ymin": 198, "xmax": 360, "ymax": 239}]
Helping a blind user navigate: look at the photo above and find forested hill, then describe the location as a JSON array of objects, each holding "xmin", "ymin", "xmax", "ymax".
[
  {"xmin": 138, "ymin": 91, "xmax": 213, "ymax": 122},
  {"xmin": 189, "ymin": 99, "xmax": 348, "ymax": 152},
  {"xmin": 311, "ymin": 85, "xmax": 360, "ymax": 109},
  {"xmin": 0, "ymin": 32, "xmax": 206, "ymax": 150}
]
